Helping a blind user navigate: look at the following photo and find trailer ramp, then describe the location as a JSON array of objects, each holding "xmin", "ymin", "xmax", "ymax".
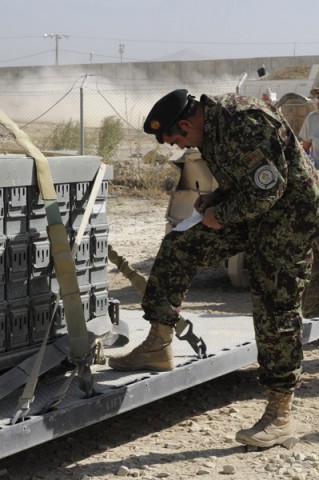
[{"xmin": 0, "ymin": 311, "xmax": 319, "ymax": 460}]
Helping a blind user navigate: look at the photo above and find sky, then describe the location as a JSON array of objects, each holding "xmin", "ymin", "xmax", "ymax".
[{"xmin": 0, "ymin": 0, "xmax": 318, "ymax": 67}]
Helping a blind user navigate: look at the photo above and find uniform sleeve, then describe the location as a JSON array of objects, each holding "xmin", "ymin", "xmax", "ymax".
[{"xmin": 213, "ymin": 112, "xmax": 288, "ymax": 225}]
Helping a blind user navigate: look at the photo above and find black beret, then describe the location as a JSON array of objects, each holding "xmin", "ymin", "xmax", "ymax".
[{"xmin": 143, "ymin": 89, "xmax": 189, "ymax": 142}]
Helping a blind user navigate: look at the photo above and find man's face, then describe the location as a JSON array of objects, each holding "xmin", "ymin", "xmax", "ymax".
[{"xmin": 162, "ymin": 120, "xmax": 204, "ymax": 149}]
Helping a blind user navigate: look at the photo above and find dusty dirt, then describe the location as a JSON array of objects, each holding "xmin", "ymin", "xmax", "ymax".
[{"xmin": 1, "ymin": 195, "xmax": 319, "ymax": 480}]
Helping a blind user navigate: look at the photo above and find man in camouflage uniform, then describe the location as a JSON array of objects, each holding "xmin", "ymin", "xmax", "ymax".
[{"xmin": 109, "ymin": 89, "xmax": 319, "ymax": 448}]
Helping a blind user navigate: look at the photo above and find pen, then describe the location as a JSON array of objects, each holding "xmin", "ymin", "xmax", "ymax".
[{"xmin": 195, "ymin": 180, "xmax": 200, "ymax": 197}]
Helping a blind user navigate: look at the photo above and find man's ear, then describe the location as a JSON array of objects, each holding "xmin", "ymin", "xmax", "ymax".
[{"xmin": 178, "ymin": 119, "xmax": 192, "ymax": 131}]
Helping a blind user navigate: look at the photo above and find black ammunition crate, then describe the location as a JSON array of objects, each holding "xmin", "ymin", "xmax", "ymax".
[{"xmin": 0, "ymin": 154, "xmax": 113, "ymax": 370}]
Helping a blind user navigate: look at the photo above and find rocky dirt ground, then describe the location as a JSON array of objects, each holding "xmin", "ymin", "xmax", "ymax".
[{"xmin": 1, "ymin": 195, "xmax": 319, "ymax": 480}]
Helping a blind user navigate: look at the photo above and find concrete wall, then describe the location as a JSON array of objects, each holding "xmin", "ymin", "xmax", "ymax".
[
  {"xmin": 0, "ymin": 54, "xmax": 318, "ymax": 135},
  {"xmin": 1, "ymin": 54, "xmax": 319, "ymax": 85}
]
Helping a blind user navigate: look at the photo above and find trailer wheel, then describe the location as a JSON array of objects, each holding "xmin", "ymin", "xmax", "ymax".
[{"xmin": 227, "ymin": 252, "xmax": 250, "ymax": 288}]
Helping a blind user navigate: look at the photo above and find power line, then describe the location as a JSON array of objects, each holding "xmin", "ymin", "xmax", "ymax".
[
  {"xmin": 1, "ymin": 33, "xmax": 319, "ymax": 47},
  {"xmin": 1, "ymin": 37, "xmax": 319, "ymax": 67},
  {"xmin": 0, "ymin": 50, "xmax": 53, "ymax": 64},
  {"xmin": 70, "ymin": 35, "xmax": 319, "ymax": 47},
  {"xmin": 0, "ymin": 34, "xmax": 319, "ymax": 46},
  {"xmin": 0, "ymin": 34, "xmax": 319, "ymax": 45},
  {"xmin": 62, "ymin": 48, "xmax": 119, "ymax": 60},
  {"xmin": 61, "ymin": 48, "xmax": 144, "ymax": 62},
  {"xmin": 0, "ymin": 35, "xmax": 41, "ymax": 39}
]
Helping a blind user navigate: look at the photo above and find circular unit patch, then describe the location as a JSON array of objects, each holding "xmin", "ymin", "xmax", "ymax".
[
  {"xmin": 150, "ymin": 119, "xmax": 161, "ymax": 131},
  {"xmin": 254, "ymin": 165, "xmax": 278, "ymax": 189}
]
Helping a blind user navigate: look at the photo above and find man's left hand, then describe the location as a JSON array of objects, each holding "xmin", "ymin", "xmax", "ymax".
[{"xmin": 202, "ymin": 207, "xmax": 224, "ymax": 229}]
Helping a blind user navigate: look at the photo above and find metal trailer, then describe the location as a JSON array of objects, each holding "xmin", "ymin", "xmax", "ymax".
[
  {"xmin": 0, "ymin": 153, "xmax": 319, "ymax": 460},
  {"xmin": 1, "ymin": 310, "xmax": 319, "ymax": 460}
]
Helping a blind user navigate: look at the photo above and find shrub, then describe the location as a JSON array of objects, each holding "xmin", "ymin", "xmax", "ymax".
[
  {"xmin": 98, "ymin": 116, "xmax": 125, "ymax": 160},
  {"xmin": 49, "ymin": 119, "xmax": 81, "ymax": 151}
]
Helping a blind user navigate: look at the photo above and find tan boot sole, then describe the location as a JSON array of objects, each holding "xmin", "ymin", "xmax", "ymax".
[
  {"xmin": 108, "ymin": 357, "xmax": 175, "ymax": 372},
  {"xmin": 235, "ymin": 431, "xmax": 292, "ymax": 448}
]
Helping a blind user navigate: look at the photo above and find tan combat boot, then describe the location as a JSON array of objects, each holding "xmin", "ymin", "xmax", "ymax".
[
  {"xmin": 235, "ymin": 390, "xmax": 294, "ymax": 448},
  {"xmin": 108, "ymin": 323, "xmax": 175, "ymax": 371}
]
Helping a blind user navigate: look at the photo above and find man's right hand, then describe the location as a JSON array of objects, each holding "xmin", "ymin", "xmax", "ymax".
[{"xmin": 194, "ymin": 193, "xmax": 215, "ymax": 213}]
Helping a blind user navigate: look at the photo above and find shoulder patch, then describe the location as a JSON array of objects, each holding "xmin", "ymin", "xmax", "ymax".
[{"xmin": 254, "ymin": 165, "xmax": 278, "ymax": 189}]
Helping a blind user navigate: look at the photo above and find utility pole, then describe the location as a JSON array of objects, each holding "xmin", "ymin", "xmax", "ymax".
[
  {"xmin": 118, "ymin": 43, "xmax": 125, "ymax": 63},
  {"xmin": 44, "ymin": 33, "xmax": 69, "ymax": 65}
]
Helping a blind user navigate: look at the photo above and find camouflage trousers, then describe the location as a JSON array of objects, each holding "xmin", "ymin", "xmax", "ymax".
[{"xmin": 142, "ymin": 218, "xmax": 318, "ymax": 393}]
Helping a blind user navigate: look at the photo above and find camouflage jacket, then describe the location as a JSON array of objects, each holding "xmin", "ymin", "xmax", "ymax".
[{"xmin": 200, "ymin": 93, "xmax": 319, "ymax": 226}]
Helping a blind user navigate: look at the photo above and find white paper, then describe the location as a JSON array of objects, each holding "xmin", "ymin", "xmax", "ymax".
[{"xmin": 173, "ymin": 209, "xmax": 203, "ymax": 232}]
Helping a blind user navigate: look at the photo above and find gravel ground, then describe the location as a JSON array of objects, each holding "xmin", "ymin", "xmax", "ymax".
[{"xmin": 1, "ymin": 195, "xmax": 319, "ymax": 480}]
